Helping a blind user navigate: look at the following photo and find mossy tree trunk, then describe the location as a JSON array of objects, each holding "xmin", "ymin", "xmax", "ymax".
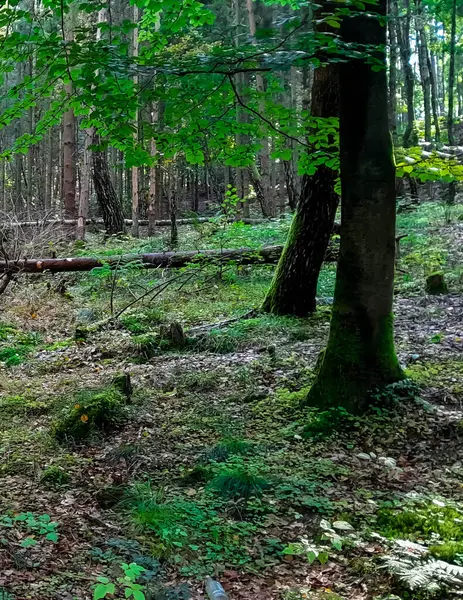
[
  {"xmin": 262, "ymin": 18, "xmax": 339, "ymax": 317},
  {"xmin": 305, "ymin": 0, "xmax": 403, "ymax": 413}
]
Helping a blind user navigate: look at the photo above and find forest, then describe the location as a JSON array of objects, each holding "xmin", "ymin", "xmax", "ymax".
[{"xmin": 0, "ymin": 0, "xmax": 462, "ymax": 598}]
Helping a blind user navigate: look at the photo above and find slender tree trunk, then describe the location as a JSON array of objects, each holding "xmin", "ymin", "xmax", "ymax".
[
  {"xmin": 131, "ymin": 5, "xmax": 140, "ymax": 237},
  {"xmin": 262, "ymin": 7, "xmax": 340, "ymax": 317},
  {"xmin": 388, "ymin": 1, "xmax": 398, "ymax": 141},
  {"xmin": 306, "ymin": 0, "xmax": 403, "ymax": 413},
  {"xmin": 169, "ymin": 170, "xmax": 178, "ymax": 248},
  {"xmin": 62, "ymin": 20, "xmax": 76, "ymax": 219},
  {"xmin": 414, "ymin": 0, "xmax": 432, "ymax": 142},
  {"xmin": 92, "ymin": 134, "xmax": 126, "ymax": 235},
  {"xmin": 246, "ymin": 0, "xmax": 274, "ymax": 217},
  {"xmin": 426, "ymin": 24, "xmax": 441, "ymax": 141},
  {"xmin": 395, "ymin": 0, "xmax": 417, "ymax": 147},
  {"xmin": 77, "ymin": 129, "xmax": 92, "ymax": 240},
  {"xmin": 447, "ymin": 0, "xmax": 457, "ymax": 206}
]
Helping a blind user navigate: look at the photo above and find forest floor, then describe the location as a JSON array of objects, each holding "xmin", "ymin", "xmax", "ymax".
[{"xmin": 0, "ymin": 201, "xmax": 462, "ymax": 600}]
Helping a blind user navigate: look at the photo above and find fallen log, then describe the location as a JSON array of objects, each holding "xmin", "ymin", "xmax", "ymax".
[
  {"xmin": 0, "ymin": 244, "xmax": 338, "ymax": 275},
  {"xmin": 4, "ymin": 217, "xmax": 343, "ymax": 233},
  {"xmin": 3, "ymin": 217, "xmax": 270, "ymax": 228}
]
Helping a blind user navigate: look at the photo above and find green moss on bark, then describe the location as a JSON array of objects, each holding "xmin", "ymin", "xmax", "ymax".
[
  {"xmin": 262, "ymin": 212, "xmax": 312, "ymax": 316},
  {"xmin": 305, "ymin": 310, "xmax": 404, "ymax": 413}
]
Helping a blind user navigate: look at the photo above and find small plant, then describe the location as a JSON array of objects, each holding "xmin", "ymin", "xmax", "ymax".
[
  {"xmin": 0, "ymin": 328, "xmax": 41, "ymax": 366},
  {"xmin": 282, "ymin": 539, "xmax": 329, "ymax": 565},
  {"xmin": 132, "ymin": 333, "xmax": 159, "ymax": 358},
  {"xmin": 53, "ymin": 387, "xmax": 128, "ymax": 441},
  {"xmin": 93, "ymin": 562, "xmax": 147, "ymax": 600},
  {"xmin": 303, "ymin": 406, "xmax": 353, "ymax": 438},
  {"xmin": 208, "ymin": 467, "xmax": 270, "ymax": 500},
  {"xmin": 0, "ymin": 512, "xmax": 59, "ymax": 546},
  {"xmin": 200, "ymin": 437, "xmax": 254, "ymax": 464},
  {"xmin": 40, "ymin": 465, "xmax": 70, "ymax": 487}
]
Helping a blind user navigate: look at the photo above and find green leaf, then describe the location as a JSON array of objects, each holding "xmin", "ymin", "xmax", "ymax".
[
  {"xmin": 46, "ymin": 532, "xmax": 59, "ymax": 543},
  {"xmin": 307, "ymin": 550, "xmax": 317, "ymax": 564},
  {"xmin": 21, "ymin": 537, "xmax": 37, "ymax": 548},
  {"xmin": 332, "ymin": 538, "xmax": 343, "ymax": 551},
  {"xmin": 94, "ymin": 583, "xmax": 116, "ymax": 600}
]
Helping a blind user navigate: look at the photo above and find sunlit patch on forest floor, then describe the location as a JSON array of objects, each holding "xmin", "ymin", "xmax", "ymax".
[{"xmin": 0, "ymin": 202, "xmax": 462, "ymax": 600}]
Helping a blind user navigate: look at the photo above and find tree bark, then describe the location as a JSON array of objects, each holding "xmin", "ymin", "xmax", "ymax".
[
  {"xmin": 305, "ymin": 0, "xmax": 403, "ymax": 413},
  {"xmin": 62, "ymin": 19, "xmax": 76, "ymax": 219},
  {"xmin": 447, "ymin": 0, "xmax": 457, "ymax": 205},
  {"xmin": 131, "ymin": 4, "xmax": 140, "ymax": 238},
  {"xmin": 246, "ymin": 0, "xmax": 274, "ymax": 217},
  {"xmin": 395, "ymin": 0, "xmax": 417, "ymax": 147},
  {"xmin": 262, "ymin": 7, "xmax": 340, "ymax": 317},
  {"xmin": 388, "ymin": 1, "xmax": 398, "ymax": 140},
  {"xmin": 76, "ymin": 129, "xmax": 92, "ymax": 240},
  {"xmin": 414, "ymin": 0, "xmax": 432, "ymax": 142},
  {"xmin": 92, "ymin": 133, "xmax": 126, "ymax": 235}
]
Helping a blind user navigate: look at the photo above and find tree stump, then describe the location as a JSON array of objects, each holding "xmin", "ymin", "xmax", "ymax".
[
  {"xmin": 112, "ymin": 372, "xmax": 133, "ymax": 400},
  {"xmin": 160, "ymin": 321, "xmax": 186, "ymax": 349},
  {"xmin": 426, "ymin": 272, "xmax": 448, "ymax": 295}
]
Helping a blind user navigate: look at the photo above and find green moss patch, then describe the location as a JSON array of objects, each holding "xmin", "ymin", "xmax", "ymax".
[
  {"xmin": 53, "ymin": 387, "xmax": 128, "ymax": 442},
  {"xmin": 377, "ymin": 502, "xmax": 463, "ymax": 543}
]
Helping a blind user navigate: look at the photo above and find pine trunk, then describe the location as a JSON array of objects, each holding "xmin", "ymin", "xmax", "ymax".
[{"xmin": 305, "ymin": 0, "xmax": 403, "ymax": 413}]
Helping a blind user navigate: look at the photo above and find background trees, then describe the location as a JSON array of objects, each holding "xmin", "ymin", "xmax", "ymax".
[{"xmin": 0, "ymin": 0, "xmax": 461, "ymax": 233}]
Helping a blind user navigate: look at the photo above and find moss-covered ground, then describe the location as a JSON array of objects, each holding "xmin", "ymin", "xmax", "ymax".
[{"xmin": 0, "ymin": 202, "xmax": 462, "ymax": 599}]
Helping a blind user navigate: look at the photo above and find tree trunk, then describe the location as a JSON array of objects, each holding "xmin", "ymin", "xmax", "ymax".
[
  {"xmin": 414, "ymin": 0, "xmax": 432, "ymax": 142},
  {"xmin": 388, "ymin": 1, "xmax": 398, "ymax": 140},
  {"xmin": 246, "ymin": 0, "xmax": 274, "ymax": 217},
  {"xmin": 131, "ymin": 4, "xmax": 140, "ymax": 237},
  {"xmin": 262, "ymin": 8, "xmax": 340, "ymax": 317},
  {"xmin": 92, "ymin": 133, "xmax": 126, "ymax": 235},
  {"xmin": 305, "ymin": 0, "xmax": 403, "ymax": 413},
  {"xmin": 395, "ymin": 0, "xmax": 417, "ymax": 147},
  {"xmin": 77, "ymin": 129, "xmax": 92, "ymax": 240},
  {"xmin": 447, "ymin": 0, "xmax": 457, "ymax": 206},
  {"xmin": 62, "ymin": 19, "xmax": 76, "ymax": 219}
]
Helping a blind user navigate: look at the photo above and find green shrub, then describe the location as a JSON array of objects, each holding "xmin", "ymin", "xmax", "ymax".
[
  {"xmin": 0, "ymin": 330, "xmax": 41, "ymax": 366},
  {"xmin": 40, "ymin": 466, "xmax": 70, "ymax": 487},
  {"xmin": 121, "ymin": 309, "xmax": 163, "ymax": 334},
  {"xmin": 208, "ymin": 467, "xmax": 270, "ymax": 500},
  {"xmin": 303, "ymin": 407, "xmax": 353, "ymax": 439},
  {"xmin": 132, "ymin": 333, "xmax": 160, "ymax": 358},
  {"xmin": 53, "ymin": 387, "xmax": 128, "ymax": 441},
  {"xmin": 200, "ymin": 438, "xmax": 254, "ymax": 464}
]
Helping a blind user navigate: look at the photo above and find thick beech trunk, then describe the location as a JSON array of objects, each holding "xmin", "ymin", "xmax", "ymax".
[
  {"xmin": 92, "ymin": 133, "xmax": 126, "ymax": 235},
  {"xmin": 0, "ymin": 246, "xmax": 301, "ymax": 274},
  {"xmin": 305, "ymin": 0, "xmax": 403, "ymax": 413},
  {"xmin": 262, "ymin": 18, "xmax": 340, "ymax": 317}
]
